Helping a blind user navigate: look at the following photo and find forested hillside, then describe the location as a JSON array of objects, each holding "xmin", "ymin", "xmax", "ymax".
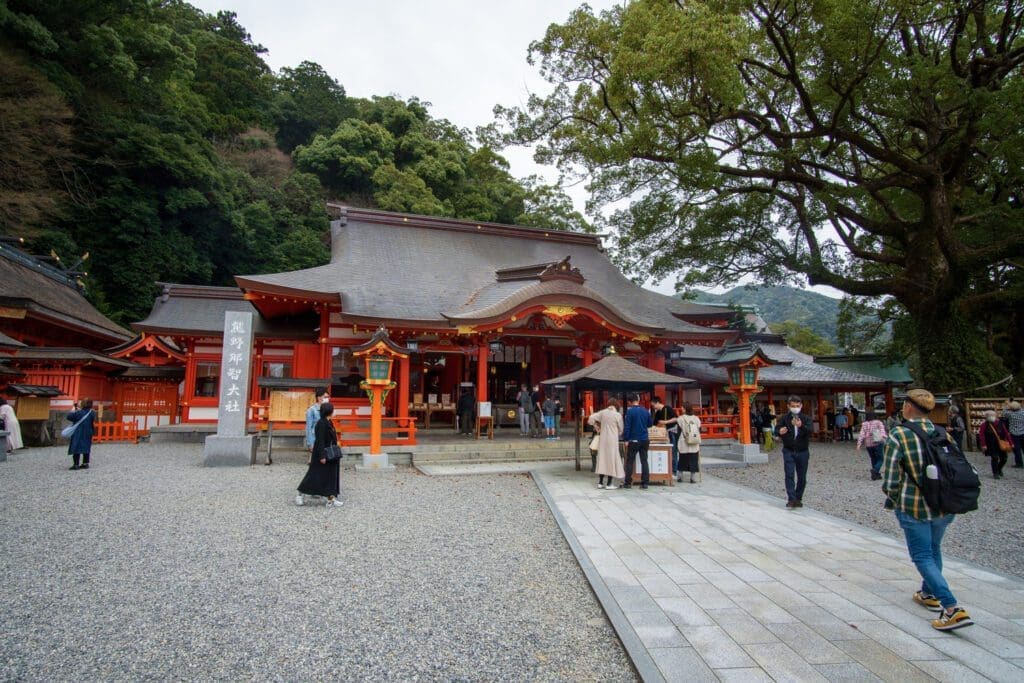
[
  {"xmin": 692, "ymin": 286, "xmax": 841, "ymax": 344},
  {"xmin": 0, "ymin": 1, "xmax": 587, "ymax": 324}
]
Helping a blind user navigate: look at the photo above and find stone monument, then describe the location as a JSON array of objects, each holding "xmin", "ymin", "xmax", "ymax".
[{"xmin": 202, "ymin": 311, "xmax": 257, "ymax": 466}]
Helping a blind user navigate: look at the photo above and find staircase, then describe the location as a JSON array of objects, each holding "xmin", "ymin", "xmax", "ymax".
[{"xmin": 410, "ymin": 438, "xmax": 577, "ymax": 467}]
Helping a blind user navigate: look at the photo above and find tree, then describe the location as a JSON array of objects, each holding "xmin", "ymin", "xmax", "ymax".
[
  {"xmin": 770, "ymin": 320, "xmax": 837, "ymax": 356},
  {"xmin": 491, "ymin": 0, "xmax": 1024, "ymax": 391},
  {"xmin": 273, "ymin": 60, "xmax": 353, "ymax": 152}
]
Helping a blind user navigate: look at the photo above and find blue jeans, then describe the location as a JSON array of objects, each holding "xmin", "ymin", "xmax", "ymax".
[
  {"xmin": 895, "ymin": 509, "xmax": 957, "ymax": 608},
  {"xmin": 782, "ymin": 448, "xmax": 809, "ymax": 502},
  {"xmin": 866, "ymin": 445, "xmax": 883, "ymax": 475}
]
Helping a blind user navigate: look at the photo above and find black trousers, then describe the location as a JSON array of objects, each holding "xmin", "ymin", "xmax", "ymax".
[
  {"xmin": 625, "ymin": 441, "xmax": 649, "ymax": 485},
  {"xmin": 987, "ymin": 448, "xmax": 1007, "ymax": 476},
  {"xmin": 459, "ymin": 410, "xmax": 473, "ymax": 434}
]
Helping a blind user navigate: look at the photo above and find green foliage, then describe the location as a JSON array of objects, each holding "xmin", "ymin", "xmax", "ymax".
[
  {"xmin": 768, "ymin": 320, "xmax": 837, "ymax": 357},
  {"xmin": 273, "ymin": 61, "xmax": 353, "ymax": 152},
  {"xmin": 694, "ymin": 286, "xmax": 840, "ymax": 344},
  {"xmin": 494, "ymin": 0, "xmax": 1024, "ymax": 391}
]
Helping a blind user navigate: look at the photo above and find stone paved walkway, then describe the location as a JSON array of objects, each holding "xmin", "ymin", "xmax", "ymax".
[{"xmin": 529, "ymin": 463, "xmax": 1024, "ymax": 683}]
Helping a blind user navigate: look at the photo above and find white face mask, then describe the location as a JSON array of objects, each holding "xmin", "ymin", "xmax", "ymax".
[
  {"xmin": 320, "ymin": 396, "xmax": 330, "ymax": 404},
  {"xmin": 987, "ymin": 416, "xmax": 997, "ymax": 423},
  {"xmin": 789, "ymin": 406, "xmax": 802, "ymax": 414}
]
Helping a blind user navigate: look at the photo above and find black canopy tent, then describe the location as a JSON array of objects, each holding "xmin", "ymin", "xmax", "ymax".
[{"xmin": 541, "ymin": 352, "xmax": 695, "ymax": 470}]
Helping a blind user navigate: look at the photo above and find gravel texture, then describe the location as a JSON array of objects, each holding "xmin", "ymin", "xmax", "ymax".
[
  {"xmin": 0, "ymin": 444, "xmax": 637, "ymax": 682},
  {"xmin": 712, "ymin": 440, "xmax": 1024, "ymax": 579}
]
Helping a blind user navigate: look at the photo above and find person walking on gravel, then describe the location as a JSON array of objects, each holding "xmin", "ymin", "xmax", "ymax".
[
  {"xmin": 882, "ymin": 389, "xmax": 973, "ymax": 632},
  {"xmin": 856, "ymin": 410, "xmax": 888, "ymax": 481},
  {"xmin": 65, "ymin": 398, "xmax": 96, "ymax": 470},
  {"xmin": 774, "ymin": 396, "xmax": 812, "ymax": 508},
  {"xmin": 1001, "ymin": 400, "xmax": 1024, "ymax": 468},
  {"xmin": 978, "ymin": 409, "xmax": 1012, "ymax": 479},
  {"xmin": 296, "ymin": 402, "xmax": 343, "ymax": 507}
]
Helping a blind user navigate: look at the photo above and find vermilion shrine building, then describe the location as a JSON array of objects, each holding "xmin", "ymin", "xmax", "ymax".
[{"xmin": 1, "ymin": 207, "xmax": 910, "ymax": 442}]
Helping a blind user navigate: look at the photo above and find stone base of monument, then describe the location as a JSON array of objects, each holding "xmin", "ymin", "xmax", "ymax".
[
  {"xmin": 356, "ymin": 452, "xmax": 396, "ymax": 472},
  {"xmin": 203, "ymin": 434, "xmax": 257, "ymax": 467},
  {"xmin": 727, "ymin": 442, "xmax": 768, "ymax": 465}
]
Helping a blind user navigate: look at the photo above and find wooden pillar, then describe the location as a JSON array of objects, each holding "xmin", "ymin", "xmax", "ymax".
[
  {"xmin": 318, "ymin": 306, "xmax": 331, "ymax": 376},
  {"xmin": 711, "ymin": 386, "xmax": 719, "ymax": 413},
  {"xmin": 582, "ymin": 347, "xmax": 594, "ymax": 367},
  {"xmin": 864, "ymin": 390, "xmax": 871, "ymax": 412},
  {"xmin": 738, "ymin": 389, "xmax": 752, "ymax": 444},
  {"xmin": 885, "ymin": 387, "xmax": 895, "ymax": 415},
  {"xmin": 816, "ymin": 388, "xmax": 824, "ymax": 436},
  {"xmin": 649, "ymin": 349, "xmax": 667, "ymax": 401},
  {"xmin": 476, "ymin": 343, "xmax": 488, "ymax": 403},
  {"xmin": 398, "ymin": 355, "xmax": 410, "ymax": 419},
  {"xmin": 182, "ymin": 339, "xmax": 197, "ymax": 422}
]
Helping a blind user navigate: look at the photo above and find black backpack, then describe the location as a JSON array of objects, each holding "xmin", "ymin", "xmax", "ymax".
[{"xmin": 900, "ymin": 422, "xmax": 980, "ymax": 515}]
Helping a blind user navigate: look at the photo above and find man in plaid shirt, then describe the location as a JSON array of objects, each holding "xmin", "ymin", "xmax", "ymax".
[{"xmin": 882, "ymin": 389, "xmax": 974, "ymax": 631}]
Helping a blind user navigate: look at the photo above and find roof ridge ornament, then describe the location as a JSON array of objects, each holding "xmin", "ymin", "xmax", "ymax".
[{"xmin": 539, "ymin": 256, "xmax": 584, "ymax": 284}]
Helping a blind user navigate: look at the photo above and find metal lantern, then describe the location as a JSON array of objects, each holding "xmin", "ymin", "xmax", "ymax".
[{"xmin": 365, "ymin": 354, "xmax": 393, "ymax": 385}]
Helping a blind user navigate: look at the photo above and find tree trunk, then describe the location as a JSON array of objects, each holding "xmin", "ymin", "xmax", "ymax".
[{"xmin": 911, "ymin": 300, "xmax": 1007, "ymax": 393}]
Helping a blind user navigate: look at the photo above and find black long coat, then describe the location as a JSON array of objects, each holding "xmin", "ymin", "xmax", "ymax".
[{"xmin": 297, "ymin": 418, "xmax": 340, "ymax": 497}]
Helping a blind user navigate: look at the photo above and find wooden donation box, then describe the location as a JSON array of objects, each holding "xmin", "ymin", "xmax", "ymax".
[{"xmin": 639, "ymin": 426, "xmax": 674, "ymax": 486}]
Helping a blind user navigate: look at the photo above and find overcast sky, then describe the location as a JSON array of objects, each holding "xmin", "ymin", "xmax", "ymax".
[{"xmin": 187, "ymin": 0, "xmax": 841, "ymax": 300}]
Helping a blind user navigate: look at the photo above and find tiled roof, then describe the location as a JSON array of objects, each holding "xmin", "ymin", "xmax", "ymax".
[
  {"xmin": 235, "ymin": 208, "xmax": 735, "ymax": 338},
  {"xmin": 543, "ymin": 353, "xmax": 695, "ymax": 390},
  {"xmin": 0, "ymin": 247, "xmax": 129, "ymax": 342},
  {"xmin": 669, "ymin": 342, "xmax": 906, "ymax": 388},
  {"xmin": 134, "ymin": 284, "xmax": 318, "ymax": 339}
]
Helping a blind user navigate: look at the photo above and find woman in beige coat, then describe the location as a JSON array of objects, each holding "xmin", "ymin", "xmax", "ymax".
[{"xmin": 588, "ymin": 398, "xmax": 625, "ymax": 489}]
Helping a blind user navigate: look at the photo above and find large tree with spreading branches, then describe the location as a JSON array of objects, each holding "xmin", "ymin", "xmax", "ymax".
[{"xmin": 490, "ymin": 0, "xmax": 1024, "ymax": 391}]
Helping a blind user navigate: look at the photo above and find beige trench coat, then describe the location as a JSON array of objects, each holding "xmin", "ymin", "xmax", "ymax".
[{"xmin": 588, "ymin": 407, "xmax": 625, "ymax": 479}]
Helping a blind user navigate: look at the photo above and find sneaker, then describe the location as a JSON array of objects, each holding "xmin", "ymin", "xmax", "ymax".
[
  {"xmin": 689, "ymin": 476, "xmax": 697, "ymax": 484},
  {"xmin": 69, "ymin": 465, "xmax": 80, "ymax": 470},
  {"xmin": 912, "ymin": 591, "xmax": 942, "ymax": 612},
  {"xmin": 641, "ymin": 484, "xmax": 649, "ymax": 490},
  {"xmin": 794, "ymin": 500, "xmax": 803, "ymax": 508},
  {"xmin": 326, "ymin": 498, "xmax": 344, "ymax": 507},
  {"xmin": 605, "ymin": 484, "xmax": 619, "ymax": 490},
  {"xmin": 931, "ymin": 607, "xmax": 974, "ymax": 631},
  {"xmin": 622, "ymin": 483, "xmax": 632, "ymax": 489},
  {"xmin": 294, "ymin": 494, "xmax": 305, "ymax": 506},
  {"xmin": 786, "ymin": 500, "xmax": 796, "ymax": 508},
  {"xmin": 79, "ymin": 464, "xmax": 89, "ymax": 469},
  {"xmin": 597, "ymin": 483, "xmax": 605, "ymax": 489},
  {"xmin": 676, "ymin": 476, "xmax": 683, "ymax": 482}
]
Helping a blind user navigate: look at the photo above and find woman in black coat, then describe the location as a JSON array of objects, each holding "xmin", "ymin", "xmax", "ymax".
[{"xmin": 296, "ymin": 402, "xmax": 343, "ymax": 507}]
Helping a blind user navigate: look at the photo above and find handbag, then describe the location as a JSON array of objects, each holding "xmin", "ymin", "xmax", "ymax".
[
  {"xmin": 323, "ymin": 443, "xmax": 344, "ymax": 462},
  {"xmin": 997, "ymin": 437, "xmax": 1012, "ymax": 453},
  {"xmin": 589, "ymin": 434, "xmax": 601, "ymax": 451},
  {"xmin": 61, "ymin": 412, "xmax": 91, "ymax": 439}
]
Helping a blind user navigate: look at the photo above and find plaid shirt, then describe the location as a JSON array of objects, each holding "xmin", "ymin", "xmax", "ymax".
[
  {"xmin": 882, "ymin": 418, "xmax": 945, "ymax": 520},
  {"xmin": 1003, "ymin": 408, "xmax": 1024, "ymax": 436}
]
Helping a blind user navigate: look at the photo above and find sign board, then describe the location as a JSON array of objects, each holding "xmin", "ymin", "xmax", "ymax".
[
  {"xmin": 269, "ymin": 390, "xmax": 314, "ymax": 422},
  {"xmin": 478, "ymin": 401, "xmax": 492, "ymax": 418},
  {"xmin": 635, "ymin": 444, "xmax": 674, "ymax": 485},
  {"xmin": 15, "ymin": 397, "xmax": 51, "ymax": 420},
  {"xmin": 216, "ymin": 311, "xmax": 254, "ymax": 437}
]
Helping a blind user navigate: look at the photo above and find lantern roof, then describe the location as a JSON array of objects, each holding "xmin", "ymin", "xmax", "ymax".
[
  {"xmin": 350, "ymin": 326, "xmax": 413, "ymax": 358},
  {"xmin": 710, "ymin": 342, "xmax": 772, "ymax": 368}
]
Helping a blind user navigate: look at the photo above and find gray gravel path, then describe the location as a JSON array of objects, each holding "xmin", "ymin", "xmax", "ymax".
[
  {"xmin": 0, "ymin": 444, "xmax": 637, "ymax": 682},
  {"xmin": 713, "ymin": 441, "xmax": 1024, "ymax": 580}
]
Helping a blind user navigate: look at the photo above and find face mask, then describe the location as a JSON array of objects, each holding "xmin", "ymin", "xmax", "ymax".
[
  {"xmin": 320, "ymin": 396, "xmax": 330, "ymax": 404},
  {"xmin": 987, "ymin": 416, "xmax": 997, "ymax": 423},
  {"xmin": 789, "ymin": 407, "xmax": 801, "ymax": 414}
]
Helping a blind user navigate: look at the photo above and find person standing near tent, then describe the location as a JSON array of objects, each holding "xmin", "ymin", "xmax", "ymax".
[
  {"xmin": 588, "ymin": 398, "xmax": 624, "ymax": 489},
  {"xmin": 622, "ymin": 394, "xmax": 653, "ymax": 489},
  {"xmin": 0, "ymin": 398, "xmax": 23, "ymax": 454},
  {"xmin": 676, "ymin": 405, "xmax": 702, "ymax": 484}
]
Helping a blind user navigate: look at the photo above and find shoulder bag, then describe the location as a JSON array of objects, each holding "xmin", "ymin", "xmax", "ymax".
[
  {"xmin": 990, "ymin": 424, "xmax": 1012, "ymax": 453},
  {"xmin": 324, "ymin": 444, "xmax": 344, "ymax": 462},
  {"xmin": 61, "ymin": 411, "xmax": 91, "ymax": 439}
]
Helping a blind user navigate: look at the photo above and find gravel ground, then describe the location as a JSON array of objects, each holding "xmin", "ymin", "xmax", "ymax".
[
  {"xmin": 0, "ymin": 444, "xmax": 637, "ymax": 682},
  {"xmin": 713, "ymin": 440, "xmax": 1024, "ymax": 579}
]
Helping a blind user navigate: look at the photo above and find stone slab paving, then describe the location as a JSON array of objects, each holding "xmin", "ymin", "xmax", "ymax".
[{"xmin": 529, "ymin": 462, "xmax": 1024, "ymax": 683}]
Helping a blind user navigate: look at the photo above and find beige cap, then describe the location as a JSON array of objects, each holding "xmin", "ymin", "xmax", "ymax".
[{"xmin": 905, "ymin": 389, "xmax": 936, "ymax": 412}]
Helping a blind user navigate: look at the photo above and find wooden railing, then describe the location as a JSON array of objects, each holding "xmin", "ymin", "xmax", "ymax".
[
  {"xmin": 331, "ymin": 416, "xmax": 418, "ymax": 447},
  {"xmin": 688, "ymin": 412, "xmax": 739, "ymax": 440},
  {"xmin": 92, "ymin": 421, "xmax": 140, "ymax": 444}
]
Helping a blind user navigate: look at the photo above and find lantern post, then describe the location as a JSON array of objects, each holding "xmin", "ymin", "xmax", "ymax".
[
  {"xmin": 351, "ymin": 326, "xmax": 412, "ymax": 470},
  {"xmin": 712, "ymin": 343, "xmax": 771, "ymax": 449}
]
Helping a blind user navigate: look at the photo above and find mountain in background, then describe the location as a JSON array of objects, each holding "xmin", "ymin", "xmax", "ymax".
[{"xmin": 691, "ymin": 286, "xmax": 841, "ymax": 345}]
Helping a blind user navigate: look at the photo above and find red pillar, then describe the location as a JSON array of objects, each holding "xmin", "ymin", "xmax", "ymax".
[
  {"xmin": 886, "ymin": 387, "xmax": 895, "ymax": 415},
  {"xmin": 476, "ymin": 343, "xmax": 488, "ymax": 403},
  {"xmin": 711, "ymin": 386, "xmax": 719, "ymax": 413},
  {"xmin": 738, "ymin": 389, "xmax": 752, "ymax": 444},
  {"xmin": 649, "ymin": 350, "xmax": 667, "ymax": 401}
]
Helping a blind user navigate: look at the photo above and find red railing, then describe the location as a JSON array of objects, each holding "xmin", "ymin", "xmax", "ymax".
[
  {"xmin": 92, "ymin": 421, "xmax": 140, "ymax": 444},
  {"xmin": 331, "ymin": 416, "xmax": 418, "ymax": 447},
  {"xmin": 688, "ymin": 411, "xmax": 739, "ymax": 440}
]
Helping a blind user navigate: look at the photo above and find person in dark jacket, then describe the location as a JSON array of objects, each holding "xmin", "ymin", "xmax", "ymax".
[
  {"xmin": 66, "ymin": 398, "xmax": 97, "ymax": 470},
  {"xmin": 978, "ymin": 409, "xmax": 1012, "ymax": 479},
  {"xmin": 774, "ymin": 395, "xmax": 812, "ymax": 508},
  {"xmin": 457, "ymin": 389, "xmax": 475, "ymax": 436},
  {"xmin": 296, "ymin": 402, "xmax": 343, "ymax": 507},
  {"xmin": 622, "ymin": 394, "xmax": 653, "ymax": 489}
]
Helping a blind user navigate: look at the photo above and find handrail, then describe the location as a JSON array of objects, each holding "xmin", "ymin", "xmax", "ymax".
[
  {"xmin": 92, "ymin": 421, "xmax": 140, "ymax": 444},
  {"xmin": 331, "ymin": 416, "xmax": 418, "ymax": 447}
]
